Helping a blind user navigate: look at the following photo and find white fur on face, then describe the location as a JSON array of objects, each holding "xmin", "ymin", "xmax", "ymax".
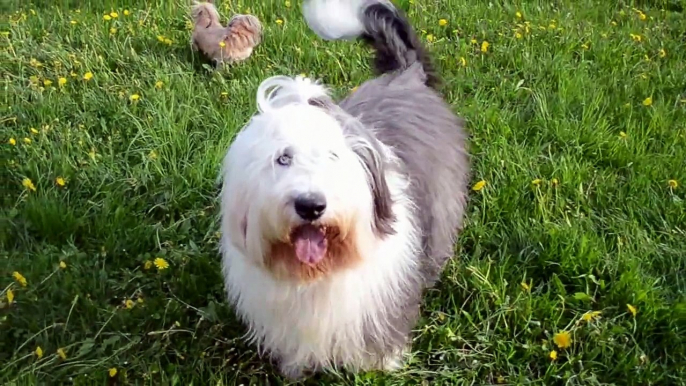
[
  {"xmin": 218, "ymin": 75, "xmax": 421, "ymax": 376},
  {"xmin": 220, "ymin": 76, "xmax": 373, "ymax": 268}
]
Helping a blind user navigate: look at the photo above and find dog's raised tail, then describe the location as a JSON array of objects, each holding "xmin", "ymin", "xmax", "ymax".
[
  {"xmin": 191, "ymin": 0, "xmax": 220, "ymax": 28},
  {"xmin": 302, "ymin": 0, "xmax": 438, "ymax": 88}
]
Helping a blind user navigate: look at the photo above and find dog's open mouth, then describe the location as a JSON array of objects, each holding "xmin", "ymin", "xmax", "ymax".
[{"xmin": 290, "ymin": 224, "xmax": 329, "ymax": 266}]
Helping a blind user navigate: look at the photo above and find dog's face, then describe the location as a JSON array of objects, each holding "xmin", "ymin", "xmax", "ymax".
[{"xmin": 221, "ymin": 101, "xmax": 394, "ymax": 282}]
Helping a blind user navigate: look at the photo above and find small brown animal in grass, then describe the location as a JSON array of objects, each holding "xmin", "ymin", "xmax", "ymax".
[{"xmin": 190, "ymin": 1, "xmax": 262, "ymax": 66}]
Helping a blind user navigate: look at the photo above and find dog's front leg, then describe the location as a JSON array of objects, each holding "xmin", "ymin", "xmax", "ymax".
[
  {"xmin": 189, "ymin": 37, "xmax": 199, "ymax": 52},
  {"xmin": 277, "ymin": 362, "xmax": 308, "ymax": 381}
]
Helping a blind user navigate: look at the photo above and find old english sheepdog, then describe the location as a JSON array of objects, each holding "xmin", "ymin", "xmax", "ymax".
[{"xmin": 218, "ymin": 0, "xmax": 469, "ymax": 379}]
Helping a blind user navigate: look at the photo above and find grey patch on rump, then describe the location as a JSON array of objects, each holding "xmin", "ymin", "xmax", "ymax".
[{"xmin": 336, "ymin": 61, "xmax": 470, "ymax": 361}]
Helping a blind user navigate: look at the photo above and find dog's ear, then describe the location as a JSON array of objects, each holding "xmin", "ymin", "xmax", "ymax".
[
  {"xmin": 341, "ymin": 122, "xmax": 396, "ymax": 237},
  {"xmin": 356, "ymin": 141, "xmax": 396, "ymax": 237}
]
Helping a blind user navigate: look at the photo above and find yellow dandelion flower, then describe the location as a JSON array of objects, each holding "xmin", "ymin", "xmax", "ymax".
[
  {"xmin": 459, "ymin": 56, "xmax": 466, "ymax": 66},
  {"xmin": 59, "ymin": 261, "xmax": 67, "ymax": 269},
  {"xmin": 9, "ymin": 138, "xmax": 16, "ymax": 145},
  {"xmin": 110, "ymin": 12, "xmax": 119, "ymax": 18},
  {"xmin": 164, "ymin": 38, "xmax": 172, "ymax": 45},
  {"xmin": 520, "ymin": 282, "xmax": 530, "ymax": 291},
  {"xmin": 426, "ymin": 34, "xmax": 435, "ymax": 42},
  {"xmin": 642, "ymin": 96, "xmax": 652, "ymax": 106},
  {"xmin": 638, "ymin": 12, "xmax": 646, "ymax": 20},
  {"xmin": 630, "ymin": 33, "xmax": 642, "ymax": 42},
  {"xmin": 24, "ymin": 137, "xmax": 31, "ymax": 144},
  {"xmin": 658, "ymin": 48, "xmax": 666, "ymax": 58},
  {"xmin": 13, "ymin": 272, "xmax": 28, "ymax": 286},
  {"xmin": 70, "ymin": 20, "xmax": 77, "ymax": 25},
  {"xmin": 619, "ymin": 131, "xmax": 627, "ymax": 139},
  {"xmin": 110, "ymin": 27, "xmax": 117, "ymax": 35},
  {"xmin": 57, "ymin": 348, "xmax": 67, "ymax": 360},
  {"xmin": 668, "ymin": 179, "xmax": 678, "ymax": 189},
  {"xmin": 549, "ymin": 350, "xmax": 558, "ymax": 360},
  {"xmin": 22, "ymin": 178, "xmax": 36, "ymax": 192},
  {"xmin": 157, "ymin": 35, "xmax": 165, "ymax": 42},
  {"xmin": 29, "ymin": 58, "xmax": 42, "ymax": 68},
  {"xmin": 470, "ymin": 38, "xmax": 477, "ymax": 44},
  {"xmin": 627, "ymin": 304, "xmax": 637, "ymax": 317},
  {"xmin": 130, "ymin": 94, "xmax": 141, "ymax": 102},
  {"xmin": 219, "ymin": 41, "xmax": 226, "ymax": 48},
  {"xmin": 531, "ymin": 178, "xmax": 542, "ymax": 186},
  {"xmin": 611, "ymin": 21, "xmax": 617, "ymax": 26},
  {"xmin": 472, "ymin": 180, "xmax": 486, "ymax": 191},
  {"xmin": 30, "ymin": 127, "xmax": 40, "ymax": 135},
  {"xmin": 438, "ymin": 19, "xmax": 448, "ymax": 27},
  {"xmin": 155, "ymin": 81, "xmax": 163, "ymax": 89},
  {"xmin": 6, "ymin": 289, "xmax": 14, "ymax": 304},
  {"xmin": 553, "ymin": 331, "xmax": 572, "ymax": 349},
  {"xmin": 481, "ymin": 41, "xmax": 490, "ymax": 53},
  {"xmin": 43, "ymin": 79, "xmax": 53, "ymax": 87},
  {"xmin": 285, "ymin": 1, "xmax": 291, "ymax": 8},
  {"xmin": 581, "ymin": 311, "xmax": 602, "ymax": 322},
  {"xmin": 148, "ymin": 150, "xmax": 158, "ymax": 160},
  {"xmin": 35, "ymin": 346, "xmax": 43, "ymax": 359},
  {"xmin": 125, "ymin": 299, "xmax": 135, "ymax": 309},
  {"xmin": 154, "ymin": 257, "xmax": 169, "ymax": 270},
  {"xmin": 83, "ymin": 72, "xmax": 93, "ymax": 81},
  {"xmin": 124, "ymin": 10, "xmax": 130, "ymax": 16},
  {"xmin": 515, "ymin": 31, "xmax": 523, "ymax": 39},
  {"xmin": 551, "ymin": 178, "xmax": 559, "ymax": 186},
  {"xmin": 109, "ymin": 368, "xmax": 118, "ymax": 377},
  {"xmin": 137, "ymin": 297, "xmax": 144, "ymax": 304},
  {"xmin": 276, "ymin": 19, "xmax": 284, "ymax": 25},
  {"xmin": 103, "ymin": 14, "xmax": 111, "ymax": 21},
  {"xmin": 58, "ymin": 77, "xmax": 67, "ymax": 86},
  {"xmin": 144, "ymin": 260, "xmax": 153, "ymax": 270},
  {"xmin": 56, "ymin": 177, "xmax": 66, "ymax": 187}
]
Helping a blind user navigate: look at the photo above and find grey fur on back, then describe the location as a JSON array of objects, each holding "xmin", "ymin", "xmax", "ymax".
[
  {"xmin": 340, "ymin": 62, "xmax": 469, "ymax": 288},
  {"xmin": 334, "ymin": 62, "xmax": 469, "ymax": 357},
  {"xmin": 301, "ymin": 0, "xmax": 470, "ymax": 366}
]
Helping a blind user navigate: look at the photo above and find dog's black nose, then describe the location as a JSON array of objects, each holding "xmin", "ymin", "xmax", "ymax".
[{"xmin": 294, "ymin": 193, "xmax": 327, "ymax": 221}]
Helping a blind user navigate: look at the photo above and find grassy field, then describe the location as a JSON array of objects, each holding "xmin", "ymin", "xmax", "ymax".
[{"xmin": 2, "ymin": 0, "xmax": 685, "ymax": 384}]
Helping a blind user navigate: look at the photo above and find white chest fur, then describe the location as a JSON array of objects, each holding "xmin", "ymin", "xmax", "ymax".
[{"xmin": 220, "ymin": 172, "xmax": 420, "ymax": 373}]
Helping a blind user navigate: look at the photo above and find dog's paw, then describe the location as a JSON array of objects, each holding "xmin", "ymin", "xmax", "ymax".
[
  {"xmin": 278, "ymin": 363, "xmax": 308, "ymax": 381},
  {"xmin": 381, "ymin": 346, "xmax": 409, "ymax": 372},
  {"xmin": 382, "ymin": 354, "xmax": 405, "ymax": 372}
]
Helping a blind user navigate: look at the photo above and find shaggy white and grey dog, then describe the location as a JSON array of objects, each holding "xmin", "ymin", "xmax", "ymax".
[{"xmin": 218, "ymin": 0, "xmax": 469, "ymax": 379}]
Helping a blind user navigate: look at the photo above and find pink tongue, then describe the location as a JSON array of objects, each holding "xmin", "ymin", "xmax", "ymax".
[{"xmin": 293, "ymin": 226, "xmax": 327, "ymax": 265}]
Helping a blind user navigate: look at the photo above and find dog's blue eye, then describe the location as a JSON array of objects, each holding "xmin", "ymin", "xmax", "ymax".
[{"xmin": 276, "ymin": 154, "xmax": 292, "ymax": 166}]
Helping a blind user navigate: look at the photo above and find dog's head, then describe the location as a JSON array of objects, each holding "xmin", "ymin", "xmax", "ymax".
[
  {"xmin": 227, "ymin": 14, "xmax": 263, "ymax": 45},
  {"xmin": 220, "ymin": 76, "xmax": 396, "ymax": 282}
]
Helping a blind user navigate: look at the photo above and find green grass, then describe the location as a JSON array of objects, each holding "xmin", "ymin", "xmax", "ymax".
[{"xmin": 2, "ymin": 0, "xmax": 685, "ymax": 384}]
